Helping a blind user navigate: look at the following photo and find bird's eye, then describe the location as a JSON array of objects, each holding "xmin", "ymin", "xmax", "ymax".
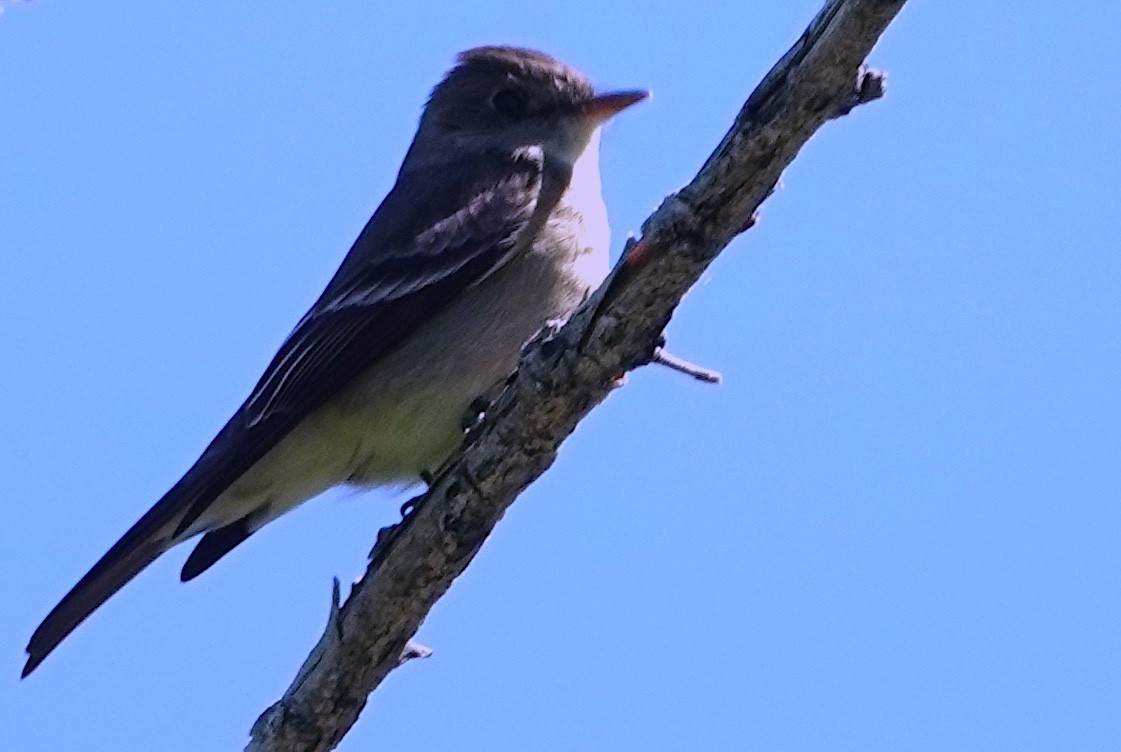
[{"xmin": 491, "ymin": 88, "xmax": 528, "ymax": 117}]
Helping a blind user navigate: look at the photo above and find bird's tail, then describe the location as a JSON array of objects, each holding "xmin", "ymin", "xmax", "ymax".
[{"xmin": 22, "ymin": 501, "xmax": 181, "ymax": 678}]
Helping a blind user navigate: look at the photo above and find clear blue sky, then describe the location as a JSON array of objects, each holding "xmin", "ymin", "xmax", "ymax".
[{"xmin": 2, "ymin": 2, "xmax": 1118, "ymax": 750}]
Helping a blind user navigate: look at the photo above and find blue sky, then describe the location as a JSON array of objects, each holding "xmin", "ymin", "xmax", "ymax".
[{"xmin": 2, "ymin": 1, "xmax": 1119, "ymax": 750}]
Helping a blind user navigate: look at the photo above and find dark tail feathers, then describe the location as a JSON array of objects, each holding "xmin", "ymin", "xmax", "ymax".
[{"xmin": 22, "ymin": 502, "xmax": 180, "ymax": 677}]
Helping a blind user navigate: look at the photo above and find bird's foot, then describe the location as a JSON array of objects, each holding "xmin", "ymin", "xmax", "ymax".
[
  {"xmin": 460, "ymin": 394, "xmax": 491, "ymax": 433},
  {"xmin": 370, "ymin": 490, "xmax": 426, "ymax": 565}
]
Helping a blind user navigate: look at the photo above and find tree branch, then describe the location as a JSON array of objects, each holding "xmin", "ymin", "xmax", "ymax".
[{"xmin": 246, "ymin": 1, "xmax": 907, "ymax": 749}]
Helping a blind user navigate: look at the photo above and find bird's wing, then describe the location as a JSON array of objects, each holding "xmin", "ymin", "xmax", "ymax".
[
  {"xmin": 23, "ymin": 148, "xmax": 546, "ymax": 677},
  {"xmin": 177, "ymin": 147, "xmax": 546, "ymax": 535}
]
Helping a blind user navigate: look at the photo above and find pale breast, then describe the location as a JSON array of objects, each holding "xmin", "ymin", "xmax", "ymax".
[
  {"xmin": 340, "ymin": 175, "xmax": 610, "ymax": 485},
  {"xmin": 235, "ymin": 132, "xmax": 613, "ymax": 494}
]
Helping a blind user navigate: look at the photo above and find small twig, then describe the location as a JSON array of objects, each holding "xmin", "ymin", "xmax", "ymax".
[
  {"xmin": 398, "ymin": 641, "xmax": 433, "ymax": 666},
  {"xmin": 650, "ymin": 348, "xmax": 722, "ymax": 384}
]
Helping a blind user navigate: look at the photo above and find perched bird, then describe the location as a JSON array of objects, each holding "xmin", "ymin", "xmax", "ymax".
[{"xmin": 23, "ymin": 46, "xmax": 646, "ymax": 677}]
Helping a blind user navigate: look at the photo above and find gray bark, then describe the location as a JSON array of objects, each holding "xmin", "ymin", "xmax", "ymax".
[{"xmin": 246, "ymin": 1, "xmax": 908, "ymax": 749}]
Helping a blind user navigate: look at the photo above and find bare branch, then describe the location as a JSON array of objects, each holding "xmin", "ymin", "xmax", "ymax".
[
  {"xmin": 650, "ymin": 347, "xmax": 723, "ymax": 384},
  {"xmin": 246, "ymin": 1, "xmax": 907, "ymax": 749}
]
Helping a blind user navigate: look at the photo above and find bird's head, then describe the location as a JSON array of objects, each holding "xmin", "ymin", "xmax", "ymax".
[{"xmin": 409, "ymin": 46, "xmax": 647, "ymax": 166}]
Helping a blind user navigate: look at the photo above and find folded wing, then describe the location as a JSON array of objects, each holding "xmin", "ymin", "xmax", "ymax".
[{"xmin": 23, "ymin": 147, "xmax": 545, "ymax": 677}]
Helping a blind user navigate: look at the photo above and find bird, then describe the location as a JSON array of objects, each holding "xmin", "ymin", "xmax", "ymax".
[{"xmin": 23, "ymin": 45, "xmax": 647, "ymax": 677}]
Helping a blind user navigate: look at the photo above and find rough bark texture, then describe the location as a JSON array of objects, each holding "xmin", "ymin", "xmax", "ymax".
[{"xmin": 246, "ymin": 1, "xmax": 907, "ymax": 749}]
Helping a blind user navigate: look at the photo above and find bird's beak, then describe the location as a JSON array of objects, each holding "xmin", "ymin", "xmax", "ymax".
[{"xmin": 579, "ymin": 89, "xmax": 650, "ymax": 122}]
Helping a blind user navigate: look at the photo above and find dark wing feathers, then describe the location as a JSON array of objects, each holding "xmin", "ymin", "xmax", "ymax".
[
  {"xmin": 23, "ymin": 149, "xmax": 544, "ymax": 676},
  {"xmin": 180, "ymin": 518, "xmax": 254, "ymax": 582},
  {"xmin": 171, "ymin": 149, "xmax": 543, "ymax": 536}
]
